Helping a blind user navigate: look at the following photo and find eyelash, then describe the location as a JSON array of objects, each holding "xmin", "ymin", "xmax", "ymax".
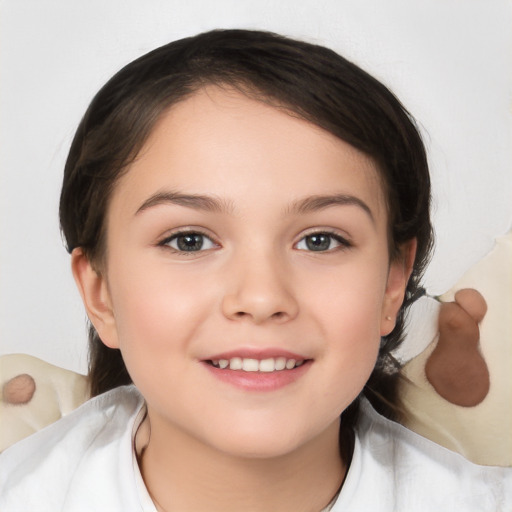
[
  {"xmin": 157, "ymin": 229, "xmax": 219, "ymax": 255},
  {"xmin": 157, "ymin": 229, "xmax": 351, "ymax": 255},
  {"xmin": 295, "ymin": 231, "xmax": 352, "ymax": 252}
]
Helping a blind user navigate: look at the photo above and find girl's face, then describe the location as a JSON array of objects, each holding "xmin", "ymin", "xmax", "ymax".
[{"xmin": 74, "ymin": 87, "xmax": 411, "ymax": 458}]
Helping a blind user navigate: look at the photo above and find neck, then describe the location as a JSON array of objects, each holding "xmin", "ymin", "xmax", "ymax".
[{"xmin": 138, "ymin": 410, "xmax": 346, "ymax": 512}]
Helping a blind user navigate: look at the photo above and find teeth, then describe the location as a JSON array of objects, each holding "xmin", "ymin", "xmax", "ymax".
[
  {"xmin": 275, "ymin": 357, "xmax": 286, "ymax": 371},
  {"xmin": 211, "ymin": 357, "xmax": 305, "ymax": 372},
  {"xmin": 229, "ymin": 357, "xmax": 243, "ymax": 370},
  {"xmin": 242, "ymin": 358, "xmax": 259, "ymax": 372},
  {"xmin": 285, "ymin": 359, "xmax": 296, "ymax": 370},
  {"xmin": 259, "ymin": 358, "xmax": 275, "ymax": 372}
]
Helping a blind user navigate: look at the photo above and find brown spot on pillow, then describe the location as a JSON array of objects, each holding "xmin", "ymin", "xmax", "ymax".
[
  {"xmin": 2, "ymin": 374, "xmax": 36, "ymax": 405},
  {"xmin": 425, "ymin": 289, "xmax": 490, "ymax": 407}
]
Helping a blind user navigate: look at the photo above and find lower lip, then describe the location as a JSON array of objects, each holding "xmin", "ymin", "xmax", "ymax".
[{"xmin": 202, "ymin": 360, "xmax": 312, "ymax": 392}]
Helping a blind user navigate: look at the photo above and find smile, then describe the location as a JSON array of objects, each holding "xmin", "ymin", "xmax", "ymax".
[
  {"xmin": 209, "ymin": 357, "xmax": 305, "ymax": 372},
  {"xmin": 203, "ymin": 351, "xmax": 312, "ymax": 391}
]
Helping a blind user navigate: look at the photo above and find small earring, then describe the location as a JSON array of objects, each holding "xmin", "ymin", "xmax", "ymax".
[{"xmin": 385, "ymin": 316, "xmax": 392, "ymax": 321}]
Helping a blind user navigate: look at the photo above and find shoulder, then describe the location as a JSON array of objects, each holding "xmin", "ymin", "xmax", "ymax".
[
  {"xmin": 332, "ymin": 398, "xmax": 512, "ymax": 512},
  {"xmin": 0, "ymin": 385, "xmax": 146, "ymax": 512}
]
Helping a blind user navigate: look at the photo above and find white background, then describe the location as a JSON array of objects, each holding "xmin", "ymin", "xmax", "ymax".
[{"xmin": 1, "ymin": 0, "xmax": 511, "ymax": 374}]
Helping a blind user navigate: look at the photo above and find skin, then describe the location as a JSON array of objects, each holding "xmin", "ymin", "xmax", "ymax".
[{"xmin": 72, "ymin": 87, "xmax": 415, "ymax": 512}]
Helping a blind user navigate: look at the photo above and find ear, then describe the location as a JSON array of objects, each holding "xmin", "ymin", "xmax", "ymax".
[
  {"xmin": 380, "ymin": 239, "xmax": 417, "ymax": 336},
  {"xmin": 71, "ymin": 248, "xmax": 120, "ymax": 349}
]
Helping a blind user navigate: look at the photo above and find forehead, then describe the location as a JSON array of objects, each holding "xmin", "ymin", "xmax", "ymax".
[{"xmin": 110, "ymin": 86, "xmax": 387, "ymax": 220}]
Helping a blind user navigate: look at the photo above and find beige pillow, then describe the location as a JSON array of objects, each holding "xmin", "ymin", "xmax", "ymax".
[
  {"xmin": 0, "ymin": 353, "xmax": 88, "ymax": 452},
  {"xmin": 399, "ymin": 232, "xmax": 512, "ymax": 466}
]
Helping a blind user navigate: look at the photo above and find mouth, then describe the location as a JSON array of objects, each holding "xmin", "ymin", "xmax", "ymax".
[
  {"xmin": 202, "ymin": 352, "xmax": 312, "ymax": 391},
  {"xmin": 207, "ymin": 357, "xmax": 306, "ymax": 372}
]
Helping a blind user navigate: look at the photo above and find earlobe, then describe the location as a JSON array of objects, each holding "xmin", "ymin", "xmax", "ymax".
[
  {"xmin": 71, "ymin": 248, "xmax": 119, "ymax": 349},
  {"xmin": 380, "ymin": 239, "xmax": 417, "ymax": 336}
]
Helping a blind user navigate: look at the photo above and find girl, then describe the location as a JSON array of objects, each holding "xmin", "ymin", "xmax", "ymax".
[{"xmin": 0, "ymin": 29, "xmax": 509, "ymax": 511}]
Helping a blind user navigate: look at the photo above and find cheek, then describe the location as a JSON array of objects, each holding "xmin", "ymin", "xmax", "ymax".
[
  {"xmin": 107, "ymin": 259, "xmax": 216, "ymax": 358},
  {"xmin": 308, "ymin": 258, "xmax": 387, "ymax": 333},
  {"xmin": 106, "ymin": 265, "xmax": 217, "ymax": 401},
  {"xmin": 307, "ymin": 261, "xmax": 386, "ymax": 384}
]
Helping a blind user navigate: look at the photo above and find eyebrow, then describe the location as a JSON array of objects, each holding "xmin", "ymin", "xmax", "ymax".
[
  {"xmin": 135, "ymin": 190, "xmax": 374, "ymax": 223},
  {"xmin": 286, "ymin": 194, "xmax": 375, "ymax": 223},
  {"xmin": 135, "ymin": 191, "xmax": 234, "ymax": 215}
]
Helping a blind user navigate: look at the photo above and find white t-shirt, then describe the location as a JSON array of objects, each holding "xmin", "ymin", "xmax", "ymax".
[{"xmin": 0, "ymin": 385, "xmax": 509, "ymax": 511}]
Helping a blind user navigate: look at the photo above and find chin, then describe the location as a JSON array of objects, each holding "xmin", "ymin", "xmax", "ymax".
[
  {"xmin": 216, "ymin": 434, "xmax": 307, "ymax": 460},
  {"xmin": 207, "ymin": 416, "xmax": 337, "ymax": 461}
]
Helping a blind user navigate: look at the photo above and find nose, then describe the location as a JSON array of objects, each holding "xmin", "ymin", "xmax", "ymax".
[{"xmin": 221, "ymin": 250, "xmax": 299, "ymax": 324}]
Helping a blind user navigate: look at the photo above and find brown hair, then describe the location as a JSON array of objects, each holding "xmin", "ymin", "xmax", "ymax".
[{"xmin": 59, "ymin": 29, "xmax": 433, "ymax": 461}]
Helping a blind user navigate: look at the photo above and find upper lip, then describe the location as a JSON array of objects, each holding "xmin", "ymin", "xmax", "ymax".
[{"xmin": 203, "ymin": 348, "xmax": 310, "ymax": 361}]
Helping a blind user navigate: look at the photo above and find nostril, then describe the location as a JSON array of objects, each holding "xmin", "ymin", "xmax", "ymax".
[
  {"xmin": 230, "ymin": 310, "xmax": 287, "ymax": 322},
  {"xmin": 222, "ymin": 290, "xmax": 298, "ymax": 323}
]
